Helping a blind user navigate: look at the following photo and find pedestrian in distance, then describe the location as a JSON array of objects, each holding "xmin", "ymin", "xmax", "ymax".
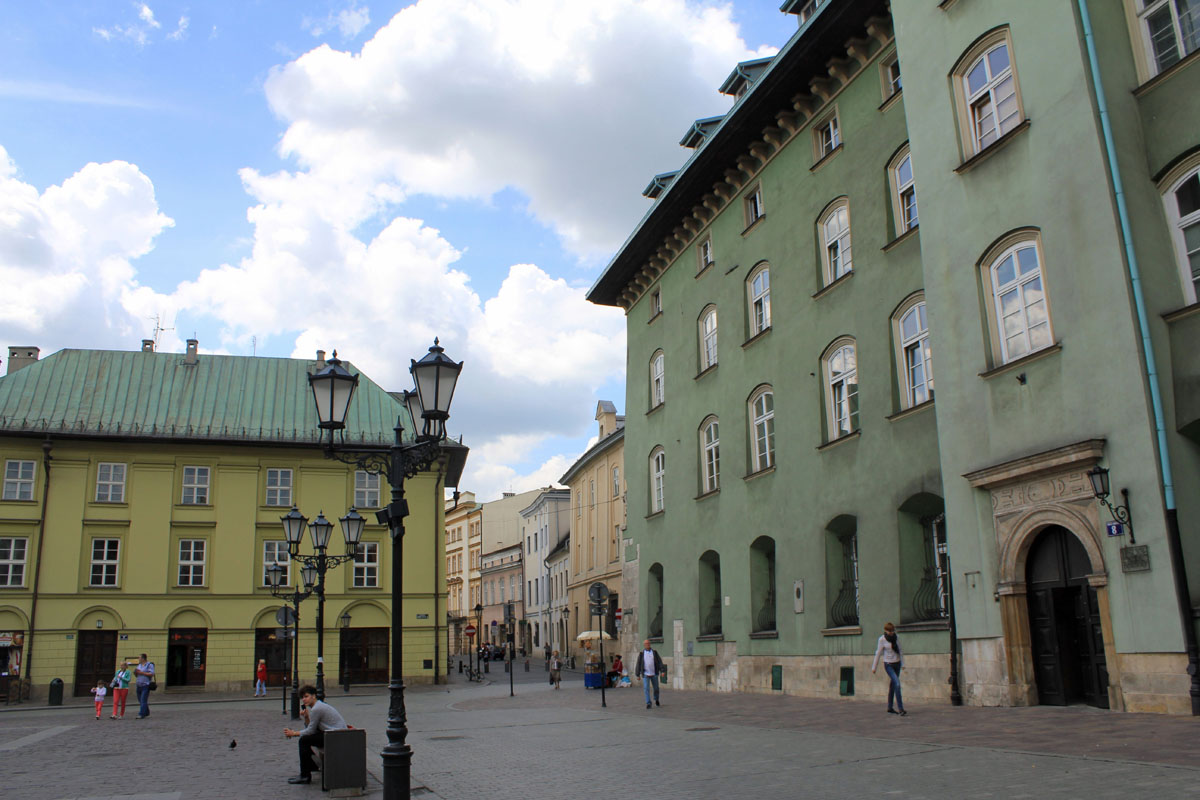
[
  {"xmin": 550, "ymin": 650, "xmax": 563, "ymax": 689},
  {"xmin": 634, "ymin": 639, "xmax": 664, "ymax": 709},
  {"xmin": 134, "ymin": 653, "xmax": 155, "ymax": 719},
  {"xmin": 90, "ymin": 680, "xmax": 107, "ymax": 720},
  {"xmin": 255, "ymin": 658, "xmax": 268, "ymax": 697},
  {"xmin": 871, "ymin": 621, "xmax": 906, "ymax": 716},
  {"xmin": 283, "ymin": 685, "xmax": 348, "ymax": 785},
  {"xmin": 110, "ymin": 660, "xmax": 132, "ymax": 719},
  {"xmin": 607, "ymin": 654, "xmax": 623, "ymax": 688}
]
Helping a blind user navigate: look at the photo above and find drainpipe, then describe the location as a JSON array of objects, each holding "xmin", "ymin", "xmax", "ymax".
[
  {"xmin": 23, "ymin": 439, "xmax": 52, "ymax": 700},
  {"xmin": 1077, "ymin": 0, "xmax": 1200, "ymax": 715}
]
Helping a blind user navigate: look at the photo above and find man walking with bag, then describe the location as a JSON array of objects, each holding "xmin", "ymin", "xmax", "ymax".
[
  {"xmin": 634, "ymin": 639, "xmax": 664, "ymax": 709},
  {"xmin": 134, "ymin": 653, "xmax": 155, "ymax": 719}
]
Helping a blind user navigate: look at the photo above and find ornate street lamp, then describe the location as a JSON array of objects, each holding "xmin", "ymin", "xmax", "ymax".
[
  {"xmin": 1087, "ymin": 465, "xmax": 1135, "ymax": 543},
  {"xmin": 268, "ymin": 562, "xmax": 314, "ymax": 719},
  {"xmin": 308, "ymin": 341, "xmax": 462, "ymax": 800}
]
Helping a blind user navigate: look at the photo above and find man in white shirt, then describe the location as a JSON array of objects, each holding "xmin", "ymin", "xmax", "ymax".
[{"xmin": 633, "ymin": 639, "xmax": 664, "ymax": 709}]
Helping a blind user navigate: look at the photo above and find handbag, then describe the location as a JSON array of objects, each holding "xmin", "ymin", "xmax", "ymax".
[{"xmin": 148, "ymin": 679, "xmax": 157, "ymax": 691}]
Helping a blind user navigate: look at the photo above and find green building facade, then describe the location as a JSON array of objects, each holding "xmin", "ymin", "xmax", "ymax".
[{"xmin": 590, "ymin": 0, "xmax": 1200, "ymax": 713}]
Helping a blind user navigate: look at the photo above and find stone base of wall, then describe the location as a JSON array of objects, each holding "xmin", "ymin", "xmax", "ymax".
[
  {"xmin": 1115, "ymin": 652, "xmax": 1191, "ymax": 714},
  {"xmin": 961, "ymin": 636, "xmax": 1018, "ymax": 707}
]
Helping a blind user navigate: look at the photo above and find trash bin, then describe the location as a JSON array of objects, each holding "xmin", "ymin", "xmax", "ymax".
[{"xmin": 48, "ymin": 678, "xmax": 64, "ymax": 706}]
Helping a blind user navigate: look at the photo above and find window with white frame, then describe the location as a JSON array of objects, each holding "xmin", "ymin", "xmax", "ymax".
[
  {"xmin": 814, "ymin": 112, "xmax": 841, "ymax": 160},
  {"xmin": 181, "ymin": 466, "xmax": 209, "ymax": 505},
  {"xmin": 747, "ymin": 264, "xmax": 771, "ymax": 336},
  {"xmin": 700, "ymin": 416, "xmax": 720, "ymax": 494},
  {"xmin": 749, "ymin": 387, "xmax": 775, "ymax": 471},
  {"xmin": 1137, "ymin": 0, "xmax": 1200, "ymax": 76},
  {"xmin": 650, "ymin": 351, "xmax": 665, "ymax": 408},
  {"xmin": 650, "ymin": 447, "xmax": 666, "ymax": 514},
  {"xmin": 2, "ymin": 460, "xmax": 35, "ymax": 501},
  {"xmin": 612, "ymin": 466, "xmax": 620, "ymax": 500},
  {"xmin": 263, "ymin": 541, "xmax": 291, "ymax": 586},
  {"xmin": 896, "ymin": 297, "xmax": 934, "ymax": 408},
  {"xmin": 0, "ymin": 537, "xmax": 27, "ymax": 587},
  {"xmin": 988, "ymin": 240, "xmax": 1052, "ymax": 363},
  {"xmin": 890, "ymin": 147, "xmax": 918, "ymax": 235},
  {"xmin": 881, "ymin": 52, "xmax": 902, "ymax": 99},
  {"xmin": 961, "ymin": 38, "xmax": 1021, "ymax": 154},
  {"xmin": 590, "ymin": 479, "xmax": 595, "ymax": 508},
  {"xmin": 744, "ymin": 185, "xmax": 765, "ymax": 228},
  {"xmin": 355, "ymin": 470, "xmax": 380, "ymax": 508},
  {"xmin": 820, "ymin": 201, "xmax": 853, "ymax": 285},
  {"xmin": 698, "ymin": 235, "xmax": 714, "ymax": 271},
  {"xmin": 699, "ymin": 306, "xmax": 718, "ymax": 371},
  {"xmin": 95, "ymin": 462, "xmax": 126, "ymax": 503},
  {"xmin": 177, "ymin": 539, "xmax": 206, "ymax": 586},
  {"xmin": 1164, "ymin": 163, "xmax": 1200, "ymax": 304},
  {"xmin": 354, "ymin": 542, "xmax": 379, "ymax": 587},
  {"xmin": 650, "ymin": 288, "xmax": 662, "ymax": 318},
  {"xmin": 265, "ymin": 468, "xmax": 292, "ymax": 507},
  {"xmin": 90, "ymin": 538, "xmax": 120, "ymax": 586},
  {"xmin": 824, "ymin": 340, "xmax": 859, "ymax": 438}
]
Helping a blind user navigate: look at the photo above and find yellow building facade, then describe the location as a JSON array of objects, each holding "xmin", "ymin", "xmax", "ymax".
[{"xmin": 0, "ymin": 344, "xmax": 462, "ymax": 698}]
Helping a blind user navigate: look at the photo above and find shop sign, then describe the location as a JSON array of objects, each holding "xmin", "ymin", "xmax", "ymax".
[{"xmin": 0, "ymin": 633, "xmax": 12, "ymax": 647}]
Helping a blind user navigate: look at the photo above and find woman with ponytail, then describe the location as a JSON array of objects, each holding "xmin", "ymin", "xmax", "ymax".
[{"xmin": 871, "ymin": 622, "xmax": 906, "ymax": 716}]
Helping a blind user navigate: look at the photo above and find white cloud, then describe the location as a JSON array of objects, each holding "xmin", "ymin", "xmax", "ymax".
[
  {"xmin": 267, "ymin": 0, "xmax": 773, "ymax": 258},
  {"xmin": 0, "ymin": 79, "xmax": 154, "ymax": 109},
  {"xmin": 95, "ymin": 3, "xmax": 182, "ymax": 46},
  {"xmin": 304, "ymin": 2, "xmax": 371, "ymax": 39},
  {"xmin": 168, "ymin": 16, "xmax": 190, "ymax": 41}
]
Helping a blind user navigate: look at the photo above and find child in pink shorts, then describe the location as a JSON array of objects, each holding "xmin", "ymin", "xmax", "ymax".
[{"xmin": 90, "ymin": 681, "xmax": 107, "ymax": 720}]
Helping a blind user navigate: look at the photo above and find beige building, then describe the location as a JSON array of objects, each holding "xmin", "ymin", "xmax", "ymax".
[
  {"xmin": 444, "ymin": 491, "xmax": 479, "ymax": 654},
  {"xmin": 560, "ymin": 401, "xmax": 625, "ymax": 661},
  {"xmin": 479, "ymin": 543, "xmax": 523, "ymax": 650}
]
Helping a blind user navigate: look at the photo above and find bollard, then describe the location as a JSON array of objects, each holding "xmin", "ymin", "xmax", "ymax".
[
  {"xmin": 48, "ymin": 678, "xmax": 64, "ymax": 706},
  {"xmin": 504, "ymin": 660, "xmax": 510, "ymax": 673},
  {"xmin": 484, "ymin": 660, "xmax": 489, "ymax": 673},
  {"xmin": 458, "ymin": 660, "xmax": 463, "ymax": 674},
  {"xmin": 524, "ymin": 659, "xmax": 530, "ymax": 672}
]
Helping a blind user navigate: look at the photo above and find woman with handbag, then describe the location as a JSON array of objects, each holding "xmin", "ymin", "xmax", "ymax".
[
  {"xmin": 871, "ymin": 622, "xmax": 906, "ymax": 716},
  {"xmin": 110, "ymin": 661, "xmax": 132, "ymax": 719}
]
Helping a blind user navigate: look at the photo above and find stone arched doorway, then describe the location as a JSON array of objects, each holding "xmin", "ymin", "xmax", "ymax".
[{"xmin": 1025, "ymin": 526, "xmax": 1109, "ymax": 708}]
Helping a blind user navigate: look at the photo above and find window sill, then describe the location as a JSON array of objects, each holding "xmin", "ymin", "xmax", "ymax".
[
  {"xmin": 741, "ymin": 214, "xmax": 767, "ymax": 237},
  {"xmin": 648, "ymin": 636, "xmax": 664, "ymax": 644},
  {"xmin": 749, "ymin": 630, "xmax": 778, "ymax": 640},
  {"xmin": 978, "ymin": 342, "xmax": 1062, "ymax": 380},
  {"xmin": 647, "ymin": 402, "xmax": 666, "ymax": 417},
  {"xmin": 348, "ymin": 585, "xmax": 382, "ymax": 591},
  {"xmin": 810, "ymin": 143, "xmax": 843, "ymax": 172},
  {"xmin": 694, "ymin": 488, "xmax": 720, "ymax": 502},
  {"xmin": 648, "ymin": 310, "xmax": 663, "ymax": 325},
  {"xmin": 1134, "ymin": 48, "xmax": 1200, "ymax": 98},
  {"xmin": 742, "ymin": 327, "xmax": 772, "ymax": 349},
  {"xmin": 886, "ymin": 399, "xmax": 935, "ymax": 423},
  {"xmin": 88, "ymin": 501, "xmax": 129, "ymax": 508},
  {"xmin": 812, "ymin": 269, "xmax": 853, "ymax": 300},
  {"xmin": 645, "ymin": 510, "xmax": 665, "ymax": 521},
  {"xmin": 696, "ymin": 633, "xmax": 724, "ymax": 642},
  {"xmin": 1163, "ymin": 301, "xmax": 1200, "ymax": 323},
  {"xmin": 895, "ymin": 619, "xmax": 949, "ymax": 633},
  {"xmin": 881, "ymin": 224, "xmax": 919, "ymax": 253},
  {"xmin": 174, "ymin": 504, "xmax": 214, "ymax": 510},
  {"xmin": 954, "ymin": 119, "xmax": 1031, "ymax": 175},
  {"xmin": 0, "ymin": 499, "xmax": 38, "ymax": 505},
  {"xmin": 743, "ymin": 465, "xmax": 775, "ymax": 482},
  {"xmin": 694, "ymin": 364, "xmax": 718, "ymax": 381},
  {"xmin": 817, "ymin": 430, "xmax": 861, "ymax": 452},
  {"xmin": 696, "ymin": 261, "xmax": 714, "ymax": 279},
  {"xmin": 821, "ymin": 625, "xmax": 862, "ymax": 637},
  {"xmin": 170, "ymin": 520, "xmax": 216, "ymax": 528},
  {"xmin": 85, "ymin": 585, "xmax": 123, "ymax": 591},
  {"xmin": 171, "ymin": 586, "xmax": 210, "ymax": 592},
  {"xmin": 878, "ymin": 89, "xmax": 902, "ymax": 113}
]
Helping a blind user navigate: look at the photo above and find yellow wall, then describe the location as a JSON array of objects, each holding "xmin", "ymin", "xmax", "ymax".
[{"xmin": 0, "ymin": 435, "xmax": 446, "ymax": 696}]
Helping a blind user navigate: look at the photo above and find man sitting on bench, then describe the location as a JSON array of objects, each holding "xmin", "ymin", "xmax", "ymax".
[{"xmin": 283, "ymin": 685, "xmax": 348, "ymax": 785}]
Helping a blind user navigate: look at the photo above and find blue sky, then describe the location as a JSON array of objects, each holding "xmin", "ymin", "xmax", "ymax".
[{"xmin": 0, "ymin": 1, "xmax": 798, "ymax": 500}]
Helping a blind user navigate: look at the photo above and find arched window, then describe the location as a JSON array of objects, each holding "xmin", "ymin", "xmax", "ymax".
[
  {"xmin": 825, "ymin": 515, "xmax": 859, "ymax": 628},
  {"xmin": 647, "ymin": 563, "xmax": 664, "ymax": 638},
  {"xmin": 819, "ymin": 200, "xmax": 853, "ymax": 285},
  {"xmin": 649, "ymin": 350, "xmax": 665, "ymax": 408},
  {"xmin": 823, "ymin": 338, "xmax": 859, "ymax": 438},
  {"xmin": 750, "ymin": 536, "xmax": 776, "ymax": 633},
  {"xmin": 748, "ymin": 386, "xmax": 775, "ymax": 472},
  {"xmin": 699, "ymin": 416, "xmax": 720, "ymax": 494},
  {"xmin": 747, "ymin": 263, "xmax": 771, "ymax": 336},
  {"xmin": 698, "ymin": 306, "xmax": 718, "ymax": 371},
  {"xmin": 953, "ymin": 30, "xmax": 1024, "ymax": 157},
  {"xmin": 888, "ymin": 145, "xmax": 918, "ymax": 236},
  {"xmin": 649, "ymin": 446, "xmax": 666, "ymax": 514},
  {"xmin": 893, "ymin": 295, "xmax": 933, "ymax": 408},
  {"xmin": 985, "ymin": 236, "xmax": 1052, "ymax": 363},
  {"xmin": 698, "ymin": 550, "xmax": 722, "ymax": 636},
  {"xmin": 1162, "ymin": 158, "xmax": 1200, "ymax": 304}
]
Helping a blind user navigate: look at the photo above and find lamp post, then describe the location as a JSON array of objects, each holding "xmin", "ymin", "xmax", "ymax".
[
  {"xmin": 308, "ymin": 341, "xmax": 463, "ymax": 800},
  {"xmin": 340, "ymin": 611, "xmax": 352, "ymax": 693},
  {"xmin": 267, "ymin": 562, "xmax": 313, "ymax": 719},
  {"xmin": 474, "ymin": 602, "xmax": 483, "ymax": 677},
  {"xmin": 280, "ymin": 506, "xmax": 363, "ymax": 700}
]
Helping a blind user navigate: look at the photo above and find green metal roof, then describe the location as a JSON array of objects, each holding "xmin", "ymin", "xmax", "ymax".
[{"xmin": 0, "ymin": 348, "xmax": 414, "ymax": 447}]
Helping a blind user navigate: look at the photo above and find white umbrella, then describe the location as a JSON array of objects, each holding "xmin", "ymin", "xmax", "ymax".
[{"xmin": 576, "ymin": 630, "xmax": 613, "ymax": 641}]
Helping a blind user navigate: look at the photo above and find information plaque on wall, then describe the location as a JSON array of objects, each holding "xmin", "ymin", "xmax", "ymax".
[{"xmin": 1120, "ymin": 545, "xmax": 1150, "ymax": 573}]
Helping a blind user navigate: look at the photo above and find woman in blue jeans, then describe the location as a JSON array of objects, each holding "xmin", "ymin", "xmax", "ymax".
[{"xmin": 871, "ymin": 622, "xmax": 906, "ymax": 716}]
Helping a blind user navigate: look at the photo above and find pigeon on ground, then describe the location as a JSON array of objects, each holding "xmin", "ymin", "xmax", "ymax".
[{"xmin": 229, "ymin": 739, "xmax": 237, "ymax": 749}]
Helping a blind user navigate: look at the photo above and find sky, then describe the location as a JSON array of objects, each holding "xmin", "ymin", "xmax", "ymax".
[{"xmin": 0, "ymin": 0, "xmax": 798, "ymax": 503}]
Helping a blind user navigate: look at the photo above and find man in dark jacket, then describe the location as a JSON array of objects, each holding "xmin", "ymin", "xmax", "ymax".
[{"xmin": 633, "ymin": 639, "xmax": 665, "ymax": 709}]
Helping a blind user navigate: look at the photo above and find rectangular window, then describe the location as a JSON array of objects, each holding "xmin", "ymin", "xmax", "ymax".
[
  {"xmin": 263, "ymin": 541, "xmax": 290, "ymax": 586},
  {"xmin": 0, "ymin": 537, "xmax": 28, "ymax": 587},
  {"xmin": 265, "ymin": 468, "xmax": 293, "ymax": 507},
  {"xmin": 354, "ymin": 542, "xmax": 379, "ymax": 587},
  {"xmin": 744, "ymin": 186, "xmax": 765, "ymax": 227},
  {"xmin": 590, "ymin": 479, "xmax": 595, "ymax": 508},
  {"xmin": 698, "ymin": 235, "xmax": 714, "ymax": 271},
  {"xmin": 612, "ymin": 525, "xmax": 620, "ymax": 562},
  {"xmin": 2, "ymin": 460, "xmax": 35, "ymax": 501},
  {"xmin": 90, "ymin": 538, "xmax": 120, "ymax": 586},
  {"xmin": 650, "ymin": 288, "xmax": 662, "ymax": 317},
  {"xmin": 814, "ymin": 114, "xmax": 841, "ymax": 159},
  {"xmin": 613, "ymin": 466, "xmax": 620, "ymax": 500},
  {"xmin": 178, "ymin": 539, "xmax": 206, "ymax": 586},
  {"xmin": 355, "ymin": 470, "xmax": 380, "ymax": 508},
  {"xmin": 1139, "ymin": 0, "xmax": 1200, "ymax": 75},
  {"xmin": 95, "ymin": 462, "xmax": 126, "ymax": 503},
  {"xmin": 181, "ymin": 466, "xmax": 210, "ymax": 505}
]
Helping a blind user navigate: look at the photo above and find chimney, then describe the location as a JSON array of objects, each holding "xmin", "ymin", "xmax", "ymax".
[
  {"xmin": 141, "ymin": 339, "xmax": 155, "ymax": 353},
  {"xmin": 6, "ymin": 346, "xmax": 39, "ymax": 375},
  {"xmin": 184, "ymin": 339, "xmax": 198, "ymax": 365},
  {"xmin": 316, "ymin": 349, "xmax": 326, "ymax": 363}
]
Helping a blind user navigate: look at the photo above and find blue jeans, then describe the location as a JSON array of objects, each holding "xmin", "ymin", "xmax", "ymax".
[
  {"xmin": 136, "ymin": 684, "xmax": 150, "ymax": 717},
  {"xmin": 642, "ymin": 674, "xmax": 660, "ymax": 706},
  {"xmin": 884, "ymin": 662, "xmax": 904, "ymax": 712}
]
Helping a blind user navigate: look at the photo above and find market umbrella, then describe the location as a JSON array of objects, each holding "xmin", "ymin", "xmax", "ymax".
[{"xmin": 576, "ymin": 630, "xmax": 614, "ymax": 641}]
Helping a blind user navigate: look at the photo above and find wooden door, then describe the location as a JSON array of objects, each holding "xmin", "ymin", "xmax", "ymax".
[{"xmin": 74, "ymin": 631, "xmax": 117, "ymax": 697}]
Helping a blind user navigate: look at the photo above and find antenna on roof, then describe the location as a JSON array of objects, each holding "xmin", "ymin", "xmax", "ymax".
[
  {"xmin": 150, "ymin": 314, "xmax": 174, "ymax": 350},
  {"xmin": 252, "ymin": 336, "xmax": 257, "ymax": 357}
]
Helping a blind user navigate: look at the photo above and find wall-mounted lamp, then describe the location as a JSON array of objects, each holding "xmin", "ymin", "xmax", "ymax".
[
  {"xmin": 1087, "ymin": 465, "xmax": 1135, "ymax": 544},
  {"xmin": 95, "ymin": 620, "xmax": 103, "ymax": 628}
]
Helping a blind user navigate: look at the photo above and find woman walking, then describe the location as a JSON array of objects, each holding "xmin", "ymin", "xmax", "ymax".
[
  {"xmin": 871, "ymin": 622, "xmax": 906, "ymax": 716},
  {"xmin": 254, "ymin": 659, "xmax": 268, "ymax": 697},
  {"xmin": 550, "ymin": 650, "xmax": 562, "ymax": 689},
  {"xmin": 110, "ymin": 661, "xmax": 132, "ymax": 719}
]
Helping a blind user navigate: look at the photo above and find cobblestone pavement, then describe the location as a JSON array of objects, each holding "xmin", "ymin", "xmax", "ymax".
[{"xmin": 3, "ymin": 667, "xmax": 1199, "ymax": 800}]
